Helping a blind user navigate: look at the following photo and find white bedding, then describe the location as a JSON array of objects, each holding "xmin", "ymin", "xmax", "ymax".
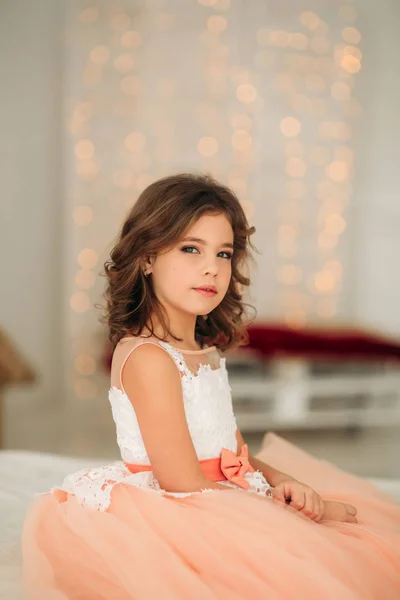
[
  {"xmin": 0, "ymin": 451, "xmax": 103, "ymax": 599},
  {"xmin": 1, "ymin": 450, "xmax": 399, "ymax": 600}
]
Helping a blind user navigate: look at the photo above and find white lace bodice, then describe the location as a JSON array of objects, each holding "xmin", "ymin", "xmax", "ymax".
[
  {"xmin": 50, "ymin": 337, "xmax": 273, "ymax": 510},
  {"xmin": 109, "ymin": 340, "xmax": 238, "ymax": 464}
]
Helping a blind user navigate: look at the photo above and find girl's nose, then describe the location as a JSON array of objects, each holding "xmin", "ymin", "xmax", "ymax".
[{"xmin": 203, "ymin": 260, "xmax": 218, "ymax": 277}]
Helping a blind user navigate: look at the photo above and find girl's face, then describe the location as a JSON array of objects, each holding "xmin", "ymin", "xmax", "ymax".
[{"xmin": 148, "ymin": 212, "xmax": 233, "ymax": 317}]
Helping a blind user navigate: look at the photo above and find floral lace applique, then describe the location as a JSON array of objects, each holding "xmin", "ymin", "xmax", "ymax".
[{"xmin": 50, "ymin": 462, "xmax": 215, "ymax": 511}]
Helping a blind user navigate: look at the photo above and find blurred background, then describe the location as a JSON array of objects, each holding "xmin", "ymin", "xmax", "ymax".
[{"xmin": 2, "ymin": 0, "xmax": 400, "ymax": 479}]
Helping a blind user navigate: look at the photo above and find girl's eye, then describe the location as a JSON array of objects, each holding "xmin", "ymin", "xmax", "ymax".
[
  {"xmin": 181, "ymin": 246, "xmax": 199, "ymax": 254},
  {"xmin": 181, "ymin": 246, "xmax": 232, "ymax": 260}
]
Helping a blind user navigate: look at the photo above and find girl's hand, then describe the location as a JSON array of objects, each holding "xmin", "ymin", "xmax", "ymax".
[
  {"xmin": 272, "ymin": 479, "xmax": 325, "ymax": 522},
  {"xmin": 272, "ymin": 479, "xmax": 358, "ymax": 524}
]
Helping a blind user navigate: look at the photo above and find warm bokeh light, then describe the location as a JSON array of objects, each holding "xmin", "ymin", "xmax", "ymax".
[
  {"xmin": 314, "ymin": 270, "xmax": 337, "ymax": 293},
  {"xmin": 70, "ymin": 291, "xmax": 91, "ymax": 313},
  {"xmin": 236, "ymin": 83, "xmax": 257, "ymax": 103},
  {"xmin": 324, "ymin": 259, "xmax": 343, "ymax": 279},
  {"xmin": 77, "ymin": 160, "xmax": 100, "ymax": 181},
  {"xmin": 342, "ymin": 27, "xmax": 361, "ymax": 44},
  {"xmin": 89, "ymin": 45, "xmax": 110, "ymax": 64},
  {"xmin": 334, "ymin": 145, "xmax": 354, "ymax": 163},
  {"xmin": 207, "ymin": 15, "xmax": 227, "ymax": 34},
  {"xmin": 75, "ymin": 269, "xmax": 96, "ymax": 290},
  {"xmin": 270, "ymin": 30, "xmax": 291, "ymax": 47},
  {"xmin": 284, "ymin": 309, "xmax": 307, "ymax": 329},
  {"xmin": 325, "ymin": 160, "xmax": 350, "ymax": 182},
  {"xmin": 73, "ymin": 205, "xmax": 93, "ymax": 226},
  {"xmin": 75, "ymin": 139, "xmax": 95, "ymax": 159},
  {"xmin": 75, "ymin": 354, "xmax": 97, "ymax": 376},
  {"xmin": 198, "ymin": 136, "xmax": 219, "ymax": 156},
  {"xmin": 114, "ymin": 53, "xmax": 135, "ymax": 74},
  {"xmin": 231, "ymin": 129, "xmax": 252, "ymax": 150},
  {"xmin": 318, "ymin": 233, "xmax": 339, "ymax": 250},
  {"xmin": 344, "ymin": 45, "xmax": 363, "ymax": 60},
  {"xmin": 77, "ymin": 248, "xmax": 99, "ymax": 270},
  {"xmin": 278, "ymin": 265, "xmax": 302, "ymax": 285},
  {"xmin": 341, "ymin": 55, "xmax": 361, "ymax": 74},
  {"xmin": 125, "ymin": 131, "xmax": 146, "ymax": 152},
  {"xmin": 110, "ymin": 13, "xmax": 131, "ymax": 30},
  {"xmin": 230, "ymin": 114, "xmax": 252, "ymax": 130},
  {"xmin": 325, "ymin": 213, "xmax": 346, "ymax": 235},
  {"xmin": 300, "ymin": 11, "xmax": 321, "ymax": 30},
  {"xmin": 280, "ymin": 117, "xmax": 301, "ymax": 137},
  {"xmin": 121, "ymin": 30, "xmax": 142, "ymax": 48},
  {"xmin": 120, "ymin": 75, "xmax": 141, "ymax": 95}
]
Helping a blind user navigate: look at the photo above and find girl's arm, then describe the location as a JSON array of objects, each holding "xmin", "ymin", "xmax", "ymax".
[
  {"xmin": 236, "ymin": 429, "xmax": 296, "ymax": 487},
  {"xmin": 122, "ymin": 343, "xmax": 231, "ymax": 493}
]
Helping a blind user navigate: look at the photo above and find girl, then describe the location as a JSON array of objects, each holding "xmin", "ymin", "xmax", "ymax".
[{"xmin": 23, "ymin": 173, "xmax": 400, "ymax": 599}]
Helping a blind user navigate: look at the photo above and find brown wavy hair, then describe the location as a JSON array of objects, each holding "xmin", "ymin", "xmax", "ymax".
[{"xmin": 99, "ymin": 173, "xmax": 258, "ymax": 352}]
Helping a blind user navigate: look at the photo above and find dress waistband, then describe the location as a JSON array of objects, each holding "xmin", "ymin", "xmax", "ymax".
[{"xmin": 124, "ymin": 444, "xmax": 254, "ymax": 490}]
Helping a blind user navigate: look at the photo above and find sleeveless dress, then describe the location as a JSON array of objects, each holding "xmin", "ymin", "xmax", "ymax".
[{"xmin": 22, "ymin": 335, "xmax": 400, "ymax": 599}]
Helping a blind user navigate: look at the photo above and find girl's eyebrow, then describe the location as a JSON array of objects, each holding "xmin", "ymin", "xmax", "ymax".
[{"xmin": 182, "ymin": 236, "xmax": 234, "ymax": 249}]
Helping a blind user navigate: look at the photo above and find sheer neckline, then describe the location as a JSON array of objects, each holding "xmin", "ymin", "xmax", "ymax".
[
  {"xmin": 163, "ymin": 342, "xmax": 217, "ymax": 354},
  {"xmin": 121, "ymin": 335, "xmax": 217, "ymax": 354}
]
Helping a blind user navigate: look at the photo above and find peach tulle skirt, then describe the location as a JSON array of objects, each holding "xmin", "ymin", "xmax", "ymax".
[{"xmin": 22, "ymin": 433, "xmax": 400, "ymax": 599}]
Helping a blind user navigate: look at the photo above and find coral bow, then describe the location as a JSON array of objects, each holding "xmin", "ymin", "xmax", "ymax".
[{"xmin": 220, "ymin": 444, "xmax": 254, "ymax": 490}]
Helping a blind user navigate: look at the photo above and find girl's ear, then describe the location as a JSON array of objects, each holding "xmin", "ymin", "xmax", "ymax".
[{"xmin": 142, "ymin": 255, "xmax": 153, "ymax": 276}]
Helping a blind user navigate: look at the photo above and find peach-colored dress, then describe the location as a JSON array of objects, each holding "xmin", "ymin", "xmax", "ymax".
[{"xmin": 22, "ymin": 336, "xmax": 400, "ymax": 599}]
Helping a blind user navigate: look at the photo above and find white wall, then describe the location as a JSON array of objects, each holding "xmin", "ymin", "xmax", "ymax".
[
  {"xmin": 0, "ymin": 0, "xmax": 65, "ymax": 421},
  {"xmin": 351, "ymin": 1, "xmax": 400, "ymax": 336}
]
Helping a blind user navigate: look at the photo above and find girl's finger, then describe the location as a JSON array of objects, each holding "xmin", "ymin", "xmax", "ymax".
[
  {"xmin": 301, "ymin": 491, "xmax": 317, "ymax": 518},
  {"xmin": 272, "ymin": 485, "xmax": 285, "ymax": 503},
  {"xmin": 290, "ymin": 490, "xmax": 306, "ymax": 511},
  {"xmin": 317, "ymin": 496, "xmax": 325, "ymax": 520}
]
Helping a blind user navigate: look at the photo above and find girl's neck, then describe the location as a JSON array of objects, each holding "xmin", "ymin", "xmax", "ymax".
[{"xmin": 139, "ymin": 323, "xmax": 201, "ymax": 352}]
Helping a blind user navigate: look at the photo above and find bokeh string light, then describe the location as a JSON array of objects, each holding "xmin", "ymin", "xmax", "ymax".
[{"xmin": 68, "ymin": 1, "xmax": 361, "ymax": 405}]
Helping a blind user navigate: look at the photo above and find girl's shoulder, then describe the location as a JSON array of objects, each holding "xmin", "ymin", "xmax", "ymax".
[{"xmin": 110, "ymin": 335, "xmax": 167, "ymax": 391}]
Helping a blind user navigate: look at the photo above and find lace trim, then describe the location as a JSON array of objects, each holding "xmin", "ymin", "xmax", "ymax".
[
  {"xmin": 50, "ymin": 462, "xmax": 217, "ymax": 511},
  {"xmin": 158, "ymin": 341, "xmax": 224, "ymax": 380},
  {"xmin": 49, "ymin": 462, "xmax": 273, "ymax": 511}
]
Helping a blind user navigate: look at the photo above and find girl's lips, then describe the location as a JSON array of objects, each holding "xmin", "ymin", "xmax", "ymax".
[{"xmin": 193, "ymin": 288, "xmax": 217, "ymax": 297}]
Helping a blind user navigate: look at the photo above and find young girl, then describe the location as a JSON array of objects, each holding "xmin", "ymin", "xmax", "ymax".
[{"xmin": 23, "ymin": 173, "xmax": 400, "ymax": 599}]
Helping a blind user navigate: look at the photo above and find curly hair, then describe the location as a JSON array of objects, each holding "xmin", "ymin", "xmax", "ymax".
[{"xmin": 99, "ymin": 173, "xmax": 258, "ymax": 352}]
